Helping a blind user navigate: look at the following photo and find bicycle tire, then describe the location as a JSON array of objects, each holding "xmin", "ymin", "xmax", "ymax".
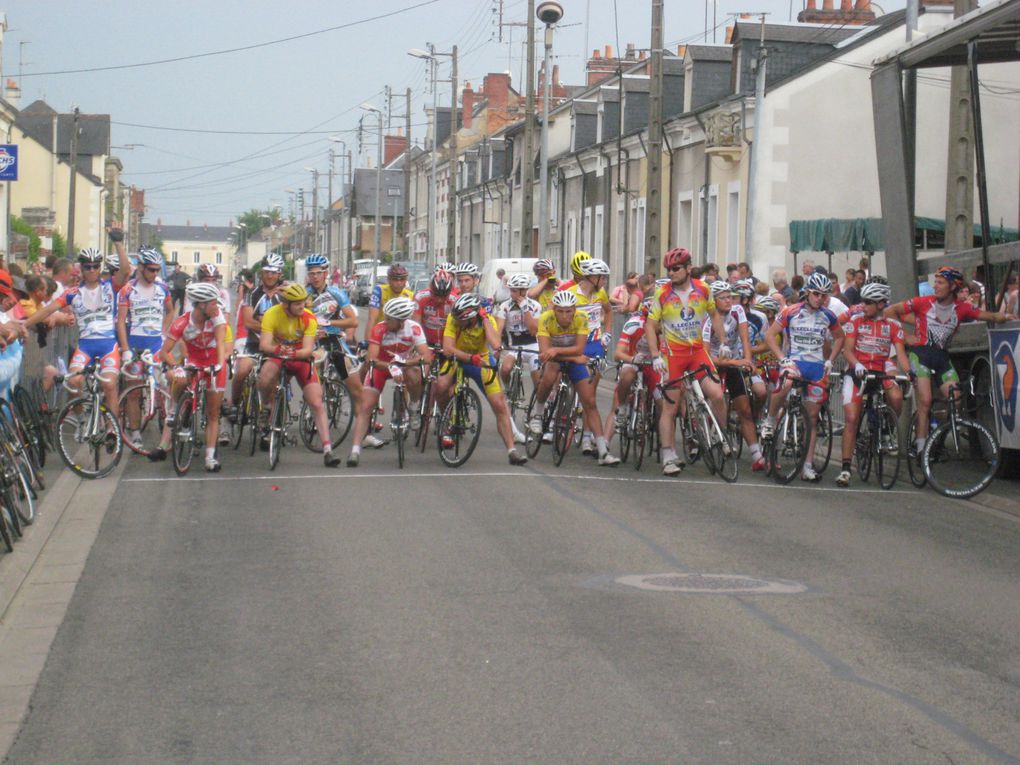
[
  {"xmin": 437, "ymin": 387, "xmax": 483, "ymax": 468},
  {"xmin": 12, "ymin": 386, "xmax": 47, "ymax": 469},
  {"xmin": 632, "ymin": 393, "xmax": 647, "ymax": 471},
  {"xmin": 524, "ymin": 390, "xmax": 545, "ymax": 459},
  {"xmin": 393, "ymin": 386, "xmax": 407, "ymax": 469},
  {"xmin": 0, "ymin": 400, "xmax": 42, "ymax": 482},
  {"xmin": 727, "ymin": 410, "xmax": 743, "ymax": 461},
  {"xmin": 507, "ymin": 365, "xmax": 526, "ymax": 427},
  {"xmin": 232, "ymin": 378, "xmax": 253, "ymax": 450},
  {"xmin": 695, "ymin": 409, "xmax": 717, "ymax": 475},
  {"xmin": 680, "ymin": 413, "xmax": 701, "ymax": 466},
  {"xmin": 172, "ymin": 392, "xmax": 195, "ymax": 476},
  {"xmin": 619, "ymin": 393, "xmax": 635, "ymax": 464},
  {"xmin": 552, "ymin": 388, "xmax": 575, "ymax": 467},
  {"xmin": 906, "ymin": 413, "xmax": 927, "ymax": 488},
  {"xmin": 771, "ymin": 404, "xmax": 807, "ymax": 485},
  {"xmin": 876, "ymin": 406, "xmax": 901, "ymax": 490},
  {"xmin": 0, "ymin": 504, "xmax": 14, "ymax": 553},
  {"xmin": 923, "ymin": 417, "xmax": 1000, "ymax": 499},
  {"xmin": 268, "ymin": 394, "xmax": 285, "ymax": 470},
  {"xmin": 0, "ymin": 416, "xmax": 40, "ymax": 497},
  {"xmin": 5, "ymin": 452, "xmax": 36, "ymax": 526},
  {"xmin": 714, "ymin": 432, "xmax": 740, "ymax": 484},
  {"xmin": 855, "ymin": 412, "xmax": 874, "ymax": 483},
  {"xmin": 813, "ymin": 403, "xmax": 834, "ymax": 476},
  {"xmin": 248, "ymin": 390, "xmax": 262, "ymax": 457},
  {"xmin": 55, "ymin": 398, "xmax": 122, "ymax": 479},
  {"xmin": 118, "ymin": 383, "xmax": 173, "ymax": 457}
]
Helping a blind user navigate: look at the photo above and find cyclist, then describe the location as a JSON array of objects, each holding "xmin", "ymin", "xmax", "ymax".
[
  {"xmin": 183, "ymin": 263, "xmax": 231, "ymax": 315},
  {"xmin": 347, "ymin": 296, "xmax": 432, "ymax": 467},
  {"xmin": 116, "ymin": 246, "xmax": 173, "ymax": 450},
  {"xmin": 645, "ymin": 247, "xmax": 728, "ymax": 477},
  {"xmin": 762, "ymin": 271, "xmax": 845, "ymax": 482},
  {"xmin": 149, "ymin": 282, "xmax": 229, "ymax": 471},
  {"xmin": 835, "ymin": 281, "xmax": 912, "ymax": 487},
  {"xmin": 25, "ymin": 223, "xmax": 132, "ymax": 415},
  {"xmin": 564, "ymin": 258, "xmax": 613, "ymax": 455},
  {"xmin": 258, "ymin": 283, "xmax": 342, "ymax": 467},
  {"xmin": 414, "ymin": 267, "xmax": 459, "ymax": 348},
  {"xmin": 557, "ymin": 251, "xmax": 592, "ymax": 292},
  {"xmin": 229, "ymin": 253, "xmax": 286, "ymax": 422},
  {"xmin": 494, "ymin": 272, "xmax": 542, "ymax": 444},
  {"xmin": 750, "ymin": 295, "xmax": 781, "ymax": 412},
  {"xmin": 453, "ymin": 263, "xmax": 493, "ymax": 312},
  {"xmin": 304, "ymin": 253, "xmax": 364, "ymax": 406},
  {"xmin": 606, "ymin": 296, "xmax": 660, "ymax": 443},
  {"xmin": 436, "ymin": 293, "xmax": 528, "ymax": 465},
  {"xmin": 706, "ymin": 281, "xmax": 766, "ymax": 471},
  {"xmin": 527, "ymin": 258, "xmax": 560, "ymax": 309},
  {"xmin": 366, "ymin": 263, "xmax": 414, "ymax": 343},
  {"xmin": 885, "ymin": 265, "xmax": 1016, "ymax": 457},
  {"xmin": 530, "ymin": 290, "xmax": 620, "ymax": 466}
]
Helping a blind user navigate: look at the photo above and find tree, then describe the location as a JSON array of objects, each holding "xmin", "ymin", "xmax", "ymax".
[
  {"xmin": 51, "ymin": 231, "xmax": 67, "ymax": 258},
  {"xmin": 236, "ymin": 208, "xmax": 283, "ymax": 241},
  {"xmin": 9, "ymin": 216, "xmax": 41, "ymax": 262}
]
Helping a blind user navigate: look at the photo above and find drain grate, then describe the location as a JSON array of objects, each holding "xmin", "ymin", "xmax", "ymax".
[{"xmin": 616, "ymin": 573, "xmax": 807, "ymax": 594}]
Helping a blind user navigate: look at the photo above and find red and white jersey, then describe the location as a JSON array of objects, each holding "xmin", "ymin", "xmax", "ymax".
[
  {"xmin": 168, "ymin": 311, "xmax": 227, "ymax": 366},
  {"xmin": 844, "ymin": 314, "xmax": 904, "ymax": 371},
  {"xmin": 413, "ymin": 289, "xmax": 457, "ymax": 346},
  {"xmin": 618, "ymin": 314, "xmax": 652, "ymax": 358},
  {"xmin": 901, "ymin": 295, "xmax": 982, "ymax": 349},
  {"xmin": 368, "ymin": 319, "xmax": 427, "ymax": 364}
]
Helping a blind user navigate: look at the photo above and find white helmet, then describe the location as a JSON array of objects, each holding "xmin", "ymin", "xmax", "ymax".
[
  {"xmin": 710, "ymin": 280, "xmax": 733, "ymax": 296},
  {"xmin": 455, "ymin": 262, "xmax": 480, "ymax": 276},
  {"xmin": 105, "ymin": 252, "xmax": 122, "ymax": 272},
  {"xmin": 383, "ymin": 296, "xmax": 416, "ymax": 320},
  {"xmin": 507, "ymin": 273, "xmax": 531, "ymax": 289},
  {"xmin": 551, "ymin": 290, "xmax": 578, "ymax": 308},
  {"xmin": 186, "ymin": 282, "xmax": 221, "ymax": 304},
  {"xmin": 579, "ymin": 258, "xmax": 610, "ymax": 277},
  {"xmin": 860, "ymin": 282, "xmax": 891, "ymax": 304},
  {"xmin": 263, "ymin": 253, "xmax": 285, "ymax": 273}
]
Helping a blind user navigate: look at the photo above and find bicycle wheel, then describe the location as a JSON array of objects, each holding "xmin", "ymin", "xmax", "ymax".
[
  {"xmin": 619, "ymin": 393, "xmax": 636, "ymax": 464},
  {"xmin": 118, "ymin": 383, "xmax": 172, "ymax": 457},
  {"xmin": 415, "ymin": 377, "xmax": 434, "ymax": 452},
  {"xmin": 232, "ymin": 378, "xmax": 253, "ymax": 449},
  {"xmin": 680, "ymin": 412, "xmax": 701, "ymax": 466},
  {"xmin": 393, "ymin": 385, "xmax": 407, "ymax": 469},
  {"xmin": 855, "ymin": 413, "xmax": 874, "ymax": 483},
  {"xmin": 524, "ymin": 390, "xmax": 545, "ymax": 459},
  {"xmin": 771, "ymin": 404, "xmax": 807, "ymax": 485},
  {"xmin": 726, "ymin": 410, "xmax": 743, "ymax": 460},
  {"xmin": 813, "ymin": 403, "xmax": 834, "ymax": 476},
  {"xmin": 552, "ymin": 389, "xmax": 576, "ymax": 467},
  {"xmin": 876, "ymin": 406, "xmax": 901, "ymax": 490},
  {"xmin": 4, "ymin": 450, "xmax": 36, "ymax": 526},
  {"xmin": 437, "ymin": 387, "xmax": 483, "ymax": 468},
  {"xmin": 268, "ymin": 394, "xmax": 286, "ymax": 470},
  {"xmin": 172, "ymin": 392, "xmax": 196, "ymax": 476},
  {"xmin": 906, "ymin": 413, "xmax": 927, "ymax": 488},
  {"xmin": 248, "ymin": 391, "xmax": 262, "ymax": 457},
  {"xmin": 55, "ymin": 398, "xmax": 123, "ymax": 479},
  {"xmin": 0, "ymin": 415, "xmax": 40, "ymax": 497},
  {"xmin": 923, "ymin": 417, "xmax": 1000, "ymax": 499},
  {"xmin": 507, "ymin": 365, "xmax": 526, "ymax": 427},
  {"xmin": 0, "ymin": 504, "xmax": 14, "ymax": 553},
  {"xmin": 12, "ymin": 386, "xmax": 47, "ymax": 469},
  {"xmin": 694, "ymin": 409, "xmax": 718, "ymax": 475}
]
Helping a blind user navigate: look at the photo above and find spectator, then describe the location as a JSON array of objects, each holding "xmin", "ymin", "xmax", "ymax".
[
  {"xmin": 858, "ymin": 256, "xmax": 871, "ymax": 280},
  {"xmin": 609, "ymin": 271, "xmax": 642, "ymax": 314},
  {"xmin": 638, "ymin": 272, "xmax": 655, "ymax": 297},
  {"xmin": 737, "ymin": 262, "xmax": 758, "ymax": 285},
  {"xmin": 21, "ymin": 275, "xmax": 46, "ymax": 317},
  {"xmin": 702, "ymin": 262, "xmax": 720, "ymax": 282},
  {"xmin": 801, "ymin": 259, "xmax": 815, "ymax": 277},
  {"xmin": 841, "ymin": 268, "xmax": 857, "ymax": 296},
  {"xmin": 330, "ymin": 266, "xmax": 342, "ymax": 287},
  {"xmin": 790, "ymin": 274, "xmax": 805, "ymax": 301},
  {"xmin": 754, "ymin": 282, "xmax": 770, "ymax": 301},
  {"xmin": 971, "ymin": 265, "xmax": 988, "ymax": 310},
  {"xmin": 169, "ymin": 262, "xmax": 191, "ymax": 313},
  {"xmin": 843, "ymin": 270, "xmax": 866, "ymax": 306},
  {"xmin": 50, "ymin": 257, "xmax": 71, "ymax": 296},
  {"xmin": 690, "ymin": 266, "xmax": 704, "ymax": 280},
  {"xmin": 6, "ymin": 263, "xmax": 24, "ymax": 277},
  {"xmin": 1000, "ymin": 273, "xmax": 1018, "ymax": 314},
  {"xmin": 726, "ymin": 263, "xmax": 740, "ymax": 284},
  {"xmin": 772, "ymin": 269, "xmax": 796, "ymax": 303},
  {"xmin": 492, "ymin": 268, "xmax": 511, "ymax": 304}
]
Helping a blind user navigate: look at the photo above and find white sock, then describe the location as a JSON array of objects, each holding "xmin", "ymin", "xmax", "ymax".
[
  {"xmin": 351, "ymin": 445, "xmax": 361, "ymax": 456},
  {"xmin": 322, "ymin": 441, "xmax": 332, "ymax": 453},
  {"xmin": 751, "ymin": 443, "xmax": 763, "ymax": 460},
  {"xmin": 596, "ymin": 436, "xmax": 608, "ymax": 457},
  {"xmin": 662, "ymin": 448, "xmax": 678, "ymax": 463},
  {"xmin": 803, "ymin": 461, "xmax": 813, "ymax": 471},
  {"xmin": 205, "ymin": 448, "xmax": 215, "ymax": 461},
  {"xmin": 584, "ymin": 431, "xmax": 593, "ymax": 440},
  {"xmin": 915, "ymin": 437, "xmax": 925, "ymax": 453}
]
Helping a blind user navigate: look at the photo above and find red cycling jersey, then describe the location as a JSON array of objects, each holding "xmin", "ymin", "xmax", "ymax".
[
  {"xmin": 844, "ymin": 315, "xmax": 904, "ymax": 371},
  {"xmin": 901, "ymin": 295, "xmax": 981, "ymax": 349},
  {"xmin": 368, "ymin": 319, "xmax": 427, "ymax": 363},
  {"xmin": 414, "ymin": 289, "xmax": 457, "ymax": 346},
  {"xmin": 167, "ymin": 311, "xmax": 226, "ymax": 366}
]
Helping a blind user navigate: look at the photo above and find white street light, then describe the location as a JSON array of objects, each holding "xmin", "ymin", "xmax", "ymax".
[{"xmin": 361, "ymin": 103, "xmax": 385, "ymax": 277}]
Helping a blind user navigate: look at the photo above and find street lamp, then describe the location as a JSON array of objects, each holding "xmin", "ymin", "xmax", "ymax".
[
  {"xmin": 360, "ymin": 103, "xmax": 384, "ymax": 280},
  {"xmin": 536, "ymin": 1, "xmax": 563, "ymax": 262},
  {"xmin": 304, "ymin": 166, "xmax": 321, "ymax": 255},
  {"xmin": 409, "ymin": 48, "xmax": 437, "ymax": 265}
]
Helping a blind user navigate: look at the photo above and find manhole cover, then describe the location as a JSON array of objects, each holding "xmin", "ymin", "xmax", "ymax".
[{"xmin": 616, "ymin": 573, "xmax": 807, "ymax": 594}]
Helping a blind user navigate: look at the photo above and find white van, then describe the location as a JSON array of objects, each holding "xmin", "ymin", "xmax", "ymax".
[{"xmin": 478, "ymin": 258, "xmax": 539, "ymax": 303}]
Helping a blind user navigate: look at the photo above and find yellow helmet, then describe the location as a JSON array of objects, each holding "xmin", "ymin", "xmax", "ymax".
[
  {"xmin": 281, "ymin": 283, "xmax": 309, "ymax": 303},
  {"xmin": 570, "ymin": 251, "xmax": 591, "ymax": 279}
]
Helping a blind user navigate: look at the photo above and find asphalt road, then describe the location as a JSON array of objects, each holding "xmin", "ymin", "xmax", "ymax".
[{"xmin": 6, "ymin": 410, "xmax": 1020, "ymax": 764}]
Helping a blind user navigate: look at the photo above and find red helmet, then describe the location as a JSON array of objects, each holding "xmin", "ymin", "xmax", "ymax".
[
  {"xmin": 663, "ymin": 247, "xmax": 692, "ymax": 269},
  {"xmin": 431, "ymin": 268, "xmax": 454, "ymax": 295},
  {"xmin": 387, "ymin": 263, "xmax": 409, "ymax": 280}
]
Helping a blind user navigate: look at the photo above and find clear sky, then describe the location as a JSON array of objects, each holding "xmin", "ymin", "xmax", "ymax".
[{"xmin": 3, "ymin": 0, "xmax": 906, "ymax": 226}]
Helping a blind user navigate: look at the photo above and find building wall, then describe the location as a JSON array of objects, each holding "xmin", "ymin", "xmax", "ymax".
[{"xmin": 163, "ymin": 238, "xmax": 237, "ymax": 282}]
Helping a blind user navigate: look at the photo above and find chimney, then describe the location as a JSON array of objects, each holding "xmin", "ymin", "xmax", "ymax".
[
  {"xmin": 798, "ymin": 0, "xmax": 874, "ymax": 24},
  {"xmin": 461, "ymin": 81, "xmax": 475, "ymax": 130},
  {"xmin": 4, "ymin": 79, "xmax": 20, "ymax": 109},
  {"xmin": 678, "ymin": 45, "xmax": 687, "ymax": 57},
  {"xmin": 592, "ymin": 49, "xmax": 601, "ymax": 59},
  {"xmin": 482, "ymin": 72, "xmax": 510, "ymax": 111},
  {"xmin": 605, "ymin": 44, "xmax": 613, "ymax": 58},
  {"xmin": 625, "ymin": 43, "xmax": 636, "ymax": 59},
  {"xmin": 725, "ymin": 25, "xmax": 734, "ymax": 44},
  {"xmin": 587, "ymin": 44, "xmax": 620, "ymax": 86},
  {"xmin": 384, "ymin": 133, "xmax": 408, "ymax": 166}
]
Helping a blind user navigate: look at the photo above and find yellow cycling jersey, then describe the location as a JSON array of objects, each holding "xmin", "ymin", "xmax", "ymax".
[
  {"xmin": 370, "ymin": 284, "xmax": 415, "ymax": 310},
  {"xmin": 260, "ymin": 303, "xmax": 318, "ymax": 346},
  {"xmin": 564, "ymin": 283, "xmax": 610, "ymax": 337},
  {"xmin": 537, "ymin": 309, "xmax": 589, "ymax": 348},
  {"xmin": 443, "ymin": 313, "xmax": 497, "ymax": 354},
  {"xmin": 535, "ymin": 283, "xmax": 560, "ymax": 310},
  {"xmin": 648, "ymin": 279, "xmax": 715, "ymax": 351}
]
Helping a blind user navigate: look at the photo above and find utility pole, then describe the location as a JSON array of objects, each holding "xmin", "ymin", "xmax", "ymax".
[
  {"xmin": 537, "ymin": 25, "xmax": 554, "ymax": 262},
  {"xmin": 311, "ymin": 169, "xmax": 320, "ymax": 254},
  {"xmin": 520, "ymin": 0, "xmax": 537, "ymax": 259},
  {"xmin": 327, "ymin": 149, "xmax": 335, "ymax": 266},
  {"xmin": 743, "ymin": 14, "xmax": 769, "ymax": 266},
  {"xmin": 404, "ymin": 87, "xmax": 412, "ymax": 257},
  {"xmin": 944, "ymin": 0, "xmax": 977, "ymax": 254},
  {"xmin": 347, "ymin": 150, "xmax": 354, "ymax": 271},
  {"xmin": 447, "ymin": 45, "xmax": 459, "ymax": 261},
  {"xmin": 67, "ymin": 107, "xmax": 80, "ymax": 256},
  {"xmin": 644, "ymin": 0, "xmax": 665, "ymax": 272}
]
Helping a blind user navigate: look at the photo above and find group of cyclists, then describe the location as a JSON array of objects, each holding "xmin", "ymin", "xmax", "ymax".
[{"xmin": 21, "ymin": 220, "xmax": 1017, "ymax": 483}]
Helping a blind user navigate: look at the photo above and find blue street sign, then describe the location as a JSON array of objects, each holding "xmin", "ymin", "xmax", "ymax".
[{"xmin": 0, "ymin": 145, "xmax": 17, "ymax": 181}]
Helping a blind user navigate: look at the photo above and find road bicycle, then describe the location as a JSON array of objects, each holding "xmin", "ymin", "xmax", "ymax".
[
  {"xmin": 414, "ymin": 345, "xmax": 443, "ymax": 453},
  {"xmin": 768, "ymin": 367, "xmax": 836, "ymax": 485},
  {"xmin": 615, "ymin": 360, "xmax": 657, "ymax": 471},
  {"xmin": 170, "ymin": 365, "xmax": 219, "ymax": 476},
  {"xmin": 0, "ymin": 404, "xmax": 38, "ymax": 544},
  {"xmin": 722, "ymin": 367, "xmax": 754, "ymax": 461},
  {"xmin": 230, "ymin": 353, "xmax": 262, "ymax": 455},
  {"xmin": 436, "ymin": 360, "xmax": 484, "ymax": 468},
  {"xmin": 117, "ymin": 348, "xmax": 173, "ymax": 458},
  {"xmin": 54, "ymin": 362, "xmax": 123, "ymax": 479},
  {"xmin": 852, "ymin": 372, "xmax": 909, "ymax": 490},
  {"xmin": 11, "ymin": 383, "xmax": 48, "ymax": 470},
  {"xmin": 502, "ymin": 346, "xmax": 539, "ymax": 432},
  {"xmin": 660, "ymin": 364, "xmax": 737, "ymax": 483},
  {"xmin": 920, "ymin": 380, "xmax": 1000, "ymax": 499},
  {"xmin": 261, "ymin": 355, "xmax": 311, "ymax": 471},
  {"xmin": 370, "ymin": 358, "xmax": 421, "ymax": 469},
  {"xmin": 298, "ymin": 348, "xmax": 355, "ymax": 453},
  {"xmin": 0, "ymin": 394, "xmax": 45, "ymax": 494}
]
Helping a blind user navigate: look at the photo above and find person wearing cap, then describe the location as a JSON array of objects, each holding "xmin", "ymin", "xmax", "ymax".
[{"xmin": 0, "ymin": 269, "xmax": 29, "ymax": 401}]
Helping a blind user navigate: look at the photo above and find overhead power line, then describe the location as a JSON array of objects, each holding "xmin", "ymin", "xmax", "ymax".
[{"xmin": 21, "ymin": 0, "xmax": 447, "ymax": 78}]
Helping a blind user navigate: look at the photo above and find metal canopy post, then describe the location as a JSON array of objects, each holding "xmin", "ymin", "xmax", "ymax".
[
  {"xmin": 967, "ymin": 39, "xmax": 996, "ymax": 303},
  {"xmin": 871, "ymin": 63, "xmax": 918, "ymax": 301}
]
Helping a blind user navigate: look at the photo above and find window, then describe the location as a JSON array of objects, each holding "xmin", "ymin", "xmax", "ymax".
[
  {"xmin": 583, "ymin": 209, "xmax": 592, "ymax": 253},
  {"xmin": 677, "ymin": 194, "xmax": 694, "ymax": 256},
  {"xmin": 215, "ymin": 252, "xmax": 223, "ymax": 265},
  {"xmin": 193, "ymin": 251, "xmax": 200, "ymax": 264},
  {"xmin": 566, "ymin": 216, "xmax": 575, "ymax": 256},
  {"xmin": 594, "ymin": 206, "xmax": 604, "ymax": 261},
  {"xmin": 171, "ymin": 250, "xmax": 178, "ymax": 261},
  {"xmin": 633, "ymin": 199, "xmax": 646, "ymax": 273},
  {"xmin": 387, "ymin": 187, "xmax": 401, "ymax": 197},
  {"xmin": 549, "ymin": 180, "xmax": 558, "ymax": 227},
  {"xmin": 699, "ymin": 186, "xmax": 719, "ymax": 261}
]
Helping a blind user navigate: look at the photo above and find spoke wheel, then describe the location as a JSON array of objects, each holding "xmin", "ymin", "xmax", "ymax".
[
  {"xmin": 5, "ymin": 452, "xmax": 36, "ymax": 526},
  {"xmin": 876, "ymin": 407, "xmax": 901, "ymax": 490},
  {"xmin": 118, "ymin": 383, "xmax": 173, "ymax": 457},
  {"xmin": 393, "ymin": 386, "xmax": 407, "ymax": 469},
  {"xmin": 248, "ymin": 392, "xmax": 262, "ymax": 457},
  {"xmin": 56, "ymin": 398, "xmax": 122, "ymax": 479},
  {"xmin": 680, "ymin": 413, "xmax": 701, "ymax": 466},
  {"xmin": 0, "ymin": 505, "xmax": 14, "ymax": 552},
  {"xmin": 172, "ymin": 392, "xmax": 196, "ymax": 476},
  {"xmin": 923, "ymin": 418, "xmax": 1000, "ymax": 499},
  {"xmin": 906, "ymin": 413, "xmax": 927, "ymax": 488},
  {"xmin": 619, "ymin": 395, "xmax": 635, "ymax": 465},
  {"xmin": 416, "ymin": 383, "xmax": 436, "ymax": 453},
  {"xmin": 524, "ymin": 390, "xmax": 545, "ymax": 459},
  {"xmin": 552, "ymin": 389, "xmax": 576, "ymax": 467},
  {"xmin": 696, "ymin": 410, "xmax": 717, "ymax": 475},
  {"xmin": 12, "ymin": 386, "xmax": 47, "ymax": 469},
  {"xmin": 726, "ymin": 410, "xmax": 743, "ymax": 460},
  {"xmin": 268, "ymin": 395, "xmax": 286, "ymax": 471},
  {"xmin": 855, "ymin": 413, "xmax": 874, "ymax": 483},
  {"xmin": 506, "ymin": 366, "xmax": 526, "ymax": 427},
  {"xmin": 437, "ymin": 387, "xmax": 483, "ymax": 468},
  {"xmin": 771, "ymin": 404, "xmax": 807, "ymax": 485},
  {"xmin": 813, "ymin": 403, "xmax": 834, "ymax": 476}
]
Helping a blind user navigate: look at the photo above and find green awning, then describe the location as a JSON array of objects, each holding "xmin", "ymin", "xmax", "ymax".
[{"xmin": 789, "ymin": 217, "xmax": 1019, "ymax": 253}]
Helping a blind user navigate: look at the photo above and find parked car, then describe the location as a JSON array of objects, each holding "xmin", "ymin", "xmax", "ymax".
[{"xmin": 479, "ymin": 258, "xmax": 539, "ymax": 302}]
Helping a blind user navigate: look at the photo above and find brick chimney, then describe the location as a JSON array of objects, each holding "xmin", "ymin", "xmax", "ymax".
[
  {"xmin": 798, "ymin": 0, "xmax": 874, "ymax": 23},
  {"xmin": 586, "ymin": 44, "xmax": 625, "ymax": 86},
  {"xmin": 461, "ymin": 81, "xmax": 475, "ymax": 129},
  {"xmin": 482, "ymin": 72, "xmax": 510, "ymax": 111},
  {"xmin": 384, "ymin": 130, "xmax": 409, "ymax": 166}
]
